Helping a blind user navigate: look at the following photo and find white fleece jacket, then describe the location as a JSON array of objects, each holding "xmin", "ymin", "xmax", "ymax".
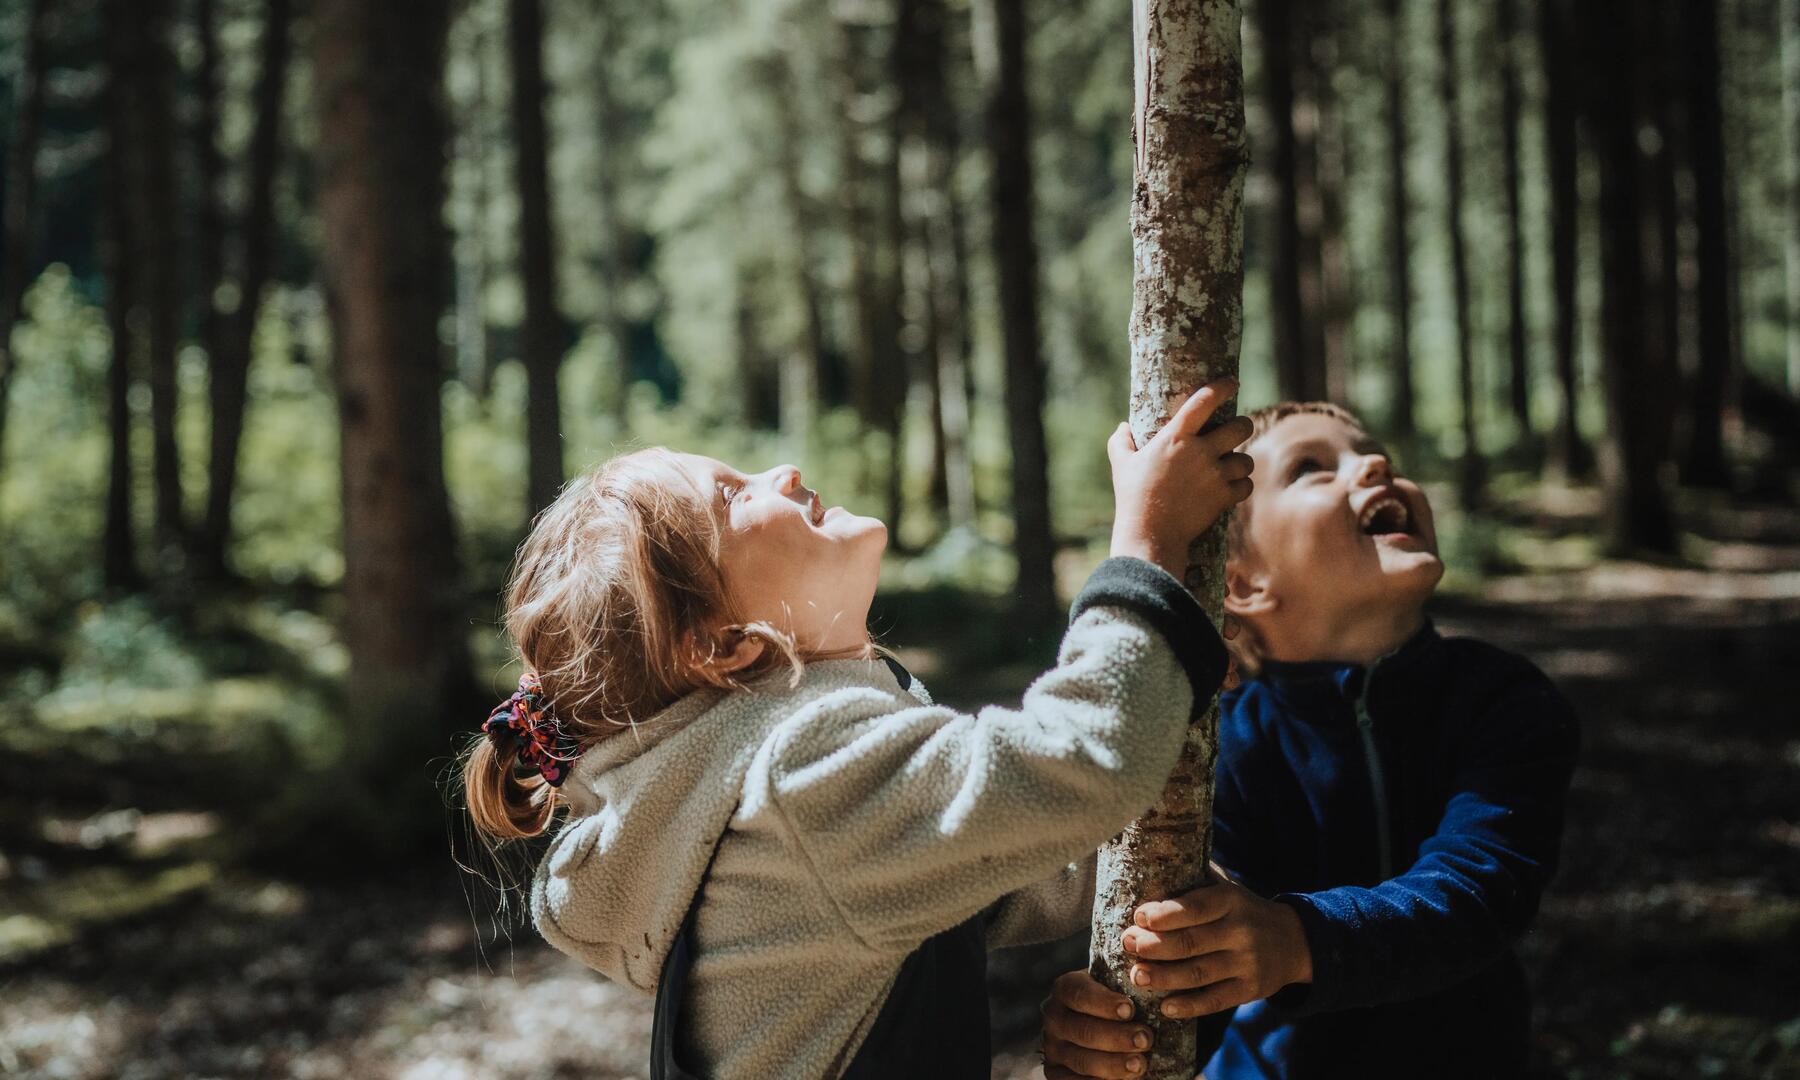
[{"xmin": 531, "ymin": 579, "xmax": 1209, "ymax": 1078}]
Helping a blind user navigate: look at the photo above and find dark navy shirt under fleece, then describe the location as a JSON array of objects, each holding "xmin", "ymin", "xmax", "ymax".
[
  {"xmin": 652, "ymin": 557, "xmax": 1228, "ymax": 1079},
  {"xmin": 1197, "ymin": 622, "xmax": 1579, "ymax": 1080}
]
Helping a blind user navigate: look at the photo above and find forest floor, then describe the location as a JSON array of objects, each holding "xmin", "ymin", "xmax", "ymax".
[{"xmin": 1, "ymin": 484, "xmax": 1798, "ymax": 1079}]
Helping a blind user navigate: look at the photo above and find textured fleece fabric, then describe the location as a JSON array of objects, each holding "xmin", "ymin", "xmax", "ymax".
[
  {"xmin": 531, "ymin": 557, "xmax": 1226, "ymax": 1080},
  {"xmin": 1199, "ymin": 622, "xmax": 1580, "ymax": 1079}
]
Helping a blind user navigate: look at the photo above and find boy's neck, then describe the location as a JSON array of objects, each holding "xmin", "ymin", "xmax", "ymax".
[{"xmin": 1258, "ymin": 601, "xmax": 1428, "ymax": 670}]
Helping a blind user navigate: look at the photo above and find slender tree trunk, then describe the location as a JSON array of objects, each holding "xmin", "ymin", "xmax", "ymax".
[
  {"xmin": 0, "ymin": 0, "xmax": 48, "ymax": 481},
  {"xmin": 1383, "ymin": 0, "xmax": 1416, "ymax": 439},
  {"xmin": 1311, "ymin": 8, "xmax": 1352, "ymax": 406},
  {"xmin": 102, "ymin": 0, "xmax": 141, "ymax": 590},
  {"xmin": 1091, "ymin": 3, "xmax": 1247, "ymax": 1077},
  {"xmin": 834, "ymin": 16, "xmax": 883, "ymax": 439},
  {"xmin": 977, "ymin": 0, "xmax": 1057, "ymax": 625},
  {"xmin": 134, "ymin": 0, "xmax": 187, "ymax": 558},
  {"xmin": 594, "ymin": 2, "xmax": 633, "ymax": 419},
  {"xmin": 767, "ymin": 53, "xmax": 825, "ymax": 450},
  {"xmin": 1291, "ymin": 1, "xmax": 1329, "ymax": 400},
  {"xmin": 1257, "ymin": 0, "xmax": 1309, "ymax": 400},
  {"xmin": 1681, "ymin": 0, "xmax": 1732, "ymax": 488},
  {"xmin": 200, "ymin": 0, "xmax": 292, "ymax": 578},
  {"xmin": 1439, "ymin": 0, "xmax": 1482, "ymax": 509},
  {"xmin": 510, "ymin": 0, "xmax": 566, "ymax": 517},
  {"xmin": 1540, "ymin": 0, "xmax": 1590, "ymax": 478},
  {"xmin": 1641, "ymin": 2, "xmax": 1682, "ymax": 467},
  {"xmin": 876, "ymin": 12, "xmax": 908, "ymax": 547},
  {"xmin": 195, "ymin": 0, "xmax": 225, "ymax": 397},
  {"xmin": 313, "ymin": 0, "xmax": 476, "ymax": 827},
  {"xmin": 1785, "ymin": 0, "xmax": 1800, "ymax": 395},
  {"xmin": 1585, "ymin": 2, "xmax": 1676, "ymax": 555},
  {"xmin": 1498, "ymin": 0, "xmax": 1532, "ymax": 445},
  {"xmin": 453, "ymin": 5, "xmax": 493, "ymax": 399}
]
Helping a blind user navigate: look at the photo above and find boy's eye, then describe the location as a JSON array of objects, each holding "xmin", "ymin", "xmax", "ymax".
[{"xmin": 1289, "ymin": 457, "xmax": 1325, "ymax": 481}]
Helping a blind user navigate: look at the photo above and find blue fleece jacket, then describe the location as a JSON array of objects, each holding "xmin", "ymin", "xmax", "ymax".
[{"xmin": 1200, "ymin": 622, "xmax": 1579, "ymax": 1079}]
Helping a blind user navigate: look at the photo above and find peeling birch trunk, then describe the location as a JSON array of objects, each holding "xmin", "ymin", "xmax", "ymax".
[{"xmin": 1089, "ymin": 2, "xmax": 1246, "ymax": 1077}]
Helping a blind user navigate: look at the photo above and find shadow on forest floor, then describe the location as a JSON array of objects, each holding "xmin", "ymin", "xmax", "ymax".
[{"xmin": 2, "ymin": 487, "xmax": 1799, "ymax": 1079}]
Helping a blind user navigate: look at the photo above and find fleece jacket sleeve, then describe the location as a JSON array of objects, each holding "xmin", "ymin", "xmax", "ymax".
[
  {"xmin": 1269, "ymin": 668, "xmax": 1580, "ymax": 1015},
  {"xmin": 759, "ymin": 557, "xmax": 1226, "ymax": 955}
]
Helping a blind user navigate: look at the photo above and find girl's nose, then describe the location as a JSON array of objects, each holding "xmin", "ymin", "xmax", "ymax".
[
  {"xmin": 1354, "ymin": 454, "xmax": 1392, "ymax": 487},
  {"xmin": 771, "ymin": 465, "xmax": 803, "ymax": 494}
]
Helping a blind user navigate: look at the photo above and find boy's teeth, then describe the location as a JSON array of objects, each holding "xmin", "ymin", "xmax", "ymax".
[{"xmin": 1360, "ymin": 496, "xmax": 1409, "ymax": 533}]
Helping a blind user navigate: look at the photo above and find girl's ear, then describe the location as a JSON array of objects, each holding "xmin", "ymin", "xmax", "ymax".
[
  {"xmin": 698, "ymin": 626, "xmax": 767, "ymax": 676},
  {"xmin": 1224, "ymin": 559, "xmax": 1276, "ymax": 620}
]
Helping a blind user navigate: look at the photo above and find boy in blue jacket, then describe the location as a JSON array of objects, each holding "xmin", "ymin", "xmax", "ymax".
[{"xmin": 1040, "ymin": 402, "xmax": 1579, "ymax": 1079}]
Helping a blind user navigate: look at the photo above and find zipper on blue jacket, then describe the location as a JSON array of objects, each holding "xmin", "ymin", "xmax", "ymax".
[{"xmin": 1354, "ymin": 670, "xmax": 1395, "ymax": 880}]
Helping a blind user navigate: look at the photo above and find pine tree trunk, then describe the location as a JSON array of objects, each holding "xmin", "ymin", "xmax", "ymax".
[
  {"xmin": 1498, "ymin": 0, "xmax": 1532, "ymax": 444},
  {"xmin": 200, "ymin": 0, "xmax": 292, "ymax": 578},
  {"xmin": 1291, "ymin": 2, "xmax": 1329, "ymax": 400},
  {"xmin": 1311, "ymin": 8, "xmax": 1353, "ymax": 407},
  {"xmin": 594, "ymin": 2, "xmax": 633, "ymax": 418},
  {"xmin": 1439, "ymin": 0, "xmax": 1483, "ymax": 509},
  {"xmin": 135, "ymin": 0, "xmax": 187, "ymax": 558},
  {"xmin": 1256, "ymin": 0, "xmax": 1310, "ymax": 401},
  {"xmin": 1384, "ymin": 0, "xmax": 1417, "ymax": 439},
  {"xmin": 1640, "ymin": 3, "xmax": 1682, "ymax": 468},
  {"xmin": 1585, "ymin": 1, "xmax": 1677, "ymax": 555},
  {"xmin": 452, "ymin": 6, "xmax": 493, "ymax": 399},
  {"xmin": 1785, "ymin": 0, "xmax": 1800, "ymax": 395},
  {"xmin": 1681, "ymin": 0, "xmax": 1732, "ymax": 488},
  {"xmin": 1540, "ymin": 0, "xmax": 1590, "ymax": 478},
  {"xmin": 0, "ymin": 0, "xmax": 48, "ymax": 482},
  {"xmin": 978, "ymin": 0, "xmax": 1057, "ymax": 625},
  {"xmin": 510, "ymin": 0, "xmax": 565, "ymax": 517},
  {"xmin": 767, "ymin": 53, "xmax": 825, "ymax": 450},
  {"xmin": 313, "ymin": 0, "xmax": 476, "ymax": 827},
  {"xmin": 1090, "ymin": 3, "xmax": 1247, "ymax": 1076},
  {"xmin": 102, "ymin": 0, "xmax": 141, "ymax": 590}
]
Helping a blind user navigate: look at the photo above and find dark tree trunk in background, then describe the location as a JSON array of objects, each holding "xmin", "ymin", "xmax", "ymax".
[
  {"xmin": 1498, "ymin": 0, "xmax": 1532, "ymax": 445},
  {"xmin": 1786, "ymin": 0, "xmax": 1800, "ymax": 394},
  {"xmin": 195, "ymin": 0, "xmax": 225, "ymax": 404},
  {"xmin": 1540, "ymin": 0, "xmax": 1590, "ymax": 478},
  {"xmin": 510, "ymin": 0, "xmax": 566, "ymax": 517},
  {"xmin": 767, "ymin": 53, "xmax": 826, "ymax": 447},
  {"xmin": 876, "ymin": 15, "xmax": 908, "ymax": 546},
  {"xmin": 1680, "ymin": 0, "xmax": 1731, "ymax": 488},
  {"xmin": 135, "ymin": 0, "xmax": 188, "ymax": 559},
  {"xmin": 1585, "ymin": 2, "xmax": 1677, "ymax": 555},
  {"xmin": 1640, "ymin": 3, "xmax": 1682, "ymax": 467},
  {"xmin": 594, "ymin": 3, "xmax": 633, "ymax": 419},
  {"xmin": 1439, "ymin": 0, "xmax": 1482, "ymax": 509},
  {"xmin": 1383, "ymin": 0, "xmax": 1416, "ymax": 439},
  {"xmin": 313, "ymin": 0, "xmax": 476, "ymax": 828},
  {"xmin": 0, "ymin": 0, "xmax": 48, "ymax": 482},
  {"xmin": 200, "ymin": 0, "xmax": 292, "ymax": 578},
  {"xmin": 1311, "ymin": 8, "xmax": 1352, "ymax": 406},
  {"xmin": 102, "ymin": 0, "xmax": 142, "ymax": 590},
  {"xmin": 1257, "ymin": 0, "xmax": 1313, "ymax": 401},
  {"xmin": 979, "ymin": 0, "xmax": 1057, "ymax": 625},
  {"xmin": 453, "ymin": 8, "xmax": 493, "ymax": 400}
]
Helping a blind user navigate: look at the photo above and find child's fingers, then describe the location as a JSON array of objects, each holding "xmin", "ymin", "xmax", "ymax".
[
  {"xmin": 1041, "ymin": 998, "xmax": 1152, "ymax": 1054},
  {"xmin": 1044, "ymin": 1050, "xmax": 1144, "ymax": 1080},
  {"xmin": 1197, "ymin": 412, "xmax": 1255, "ymax": 453},
  {"xmin": 1134, "ymin": 883, "xmax": 1235, "ymax": 931},
  {"xmin": 1228, "ymin": 478, "xmax": 1254, "ymax": 503},
  {"xmin": 1219, "ymin": 451, "xmax": 1255, "ymax": 481},
  {"xmin": 1165, "ymin": 378, "xmax": 1239, "ymax": 440},
  {"xmin": 1127, "ymin": 949, "xmax": 1238, "ymax": 992},
  {"xmin": 1122, "ymin": 923, "xmax": 1234, "ymax": 963},
  {"xmin": 1049, "ymin": 969, "xmax": 1135, "ymax": 1021},
  {"xmin": 1222, "ymin": 615, "xmax": 1241, "ymax": 641},
  {"xmin": 1160, "ymin": 975, "xmax": 1255, "ymax": 1019},
  {"xmin": 1106, "ymin": 421, "xmax": 1135, "ymax": 470}
]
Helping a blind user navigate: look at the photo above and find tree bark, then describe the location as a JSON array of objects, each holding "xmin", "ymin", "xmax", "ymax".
[
  {"xmin": 1540, "ymin": 0, "xmax": 1591, "ymax": 478},
  {"xmin": 0, "ymin": 0, "xmax": 48, "ymax": 482},
  {"xmin": 1498, "ymin": 0, "xmax": 1532, "ymax": 444},
  {"xmin": 977, "ymin": 0, "xmax": 1057, "ymax": 625},
  {"xmin": 133, "ymin": 0, "xmax": 187, "ymax": 558},
  {"xmin": 313, "ymin": 0, "xmax": 476, "ymax": 826},
  {"xmin": 1785, "ymin": 0, "xmax": 1800, "ymax": 395},
  {"xmin": 1585, "ymin": 2, "xmax": 1677, "ymax": 555},
  {"xmin": 594, "ymin": 1, "xmax": 634, "ymax": 418},
  {"xmin": 1640, "ymin": 2, "xmax": 1682, "ymax": 467},
  {"xmin": 1089, "ymin": 3, "xmax": 1247, "ymax": 1076},
  {"xmin": 102, "ymin": 0, "xmax": 141, "ymax": 590},
  {"xmin": 1680, "ymin": 0, "xmax": 1732, "ymax": 488},
  {"xmin": 1439, "ymin": 0, "xmax": 1482, "ymax": 509},
  {"xmin": 1310, "ymin": 7, "xmax": 1352, "ymax": 407},
  {"xmin": 766, "ymin": 52, "xmax": 825, "ymax": 451},
  {"xmin": 200, "ymin": 0, "xmax": 292, "ymax": 578},
  {"xmin": 510, "ymin": 0, "xmax": 566, "ymax": 517},
  {"xmin": 1383, "ymin": 0, "xmax": 1416, "ymax": 439}
]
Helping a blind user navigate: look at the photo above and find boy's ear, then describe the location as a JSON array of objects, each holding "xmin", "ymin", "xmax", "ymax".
[{"xmin": 1224, "ymin": 559, "xmax": 1276, "ymax": 620}]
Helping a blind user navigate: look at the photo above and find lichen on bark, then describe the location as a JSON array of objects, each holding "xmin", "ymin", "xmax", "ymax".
[{"xmin": 1092, "ymin": 2, "xmax": 1247, "ymax": 1077}]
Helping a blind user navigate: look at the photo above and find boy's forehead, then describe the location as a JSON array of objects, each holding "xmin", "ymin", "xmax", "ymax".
[{"xmin": 1246, "ymin": 412, "xmax": 1381, "ymax": 460}]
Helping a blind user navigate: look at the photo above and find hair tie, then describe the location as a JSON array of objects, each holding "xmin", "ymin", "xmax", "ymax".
[{"xmin": 483, "ymin": 671, "xmax": 580, "ymax": 787}]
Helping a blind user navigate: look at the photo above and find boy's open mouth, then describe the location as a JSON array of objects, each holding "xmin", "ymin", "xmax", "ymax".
[{"xmin": 1358, "ymin": 491, "xmax": 1412, "ymax": 537}]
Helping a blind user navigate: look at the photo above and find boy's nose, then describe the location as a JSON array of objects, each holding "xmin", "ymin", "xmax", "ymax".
[{"xmin": 1354, "ymin": 454, "xmax": 1392, "ymax": 487}]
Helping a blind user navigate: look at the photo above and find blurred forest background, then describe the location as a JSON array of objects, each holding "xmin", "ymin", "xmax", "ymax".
[{"xmin": 0, "ymin": 0, "xmax": 1798, "ymax": 1076}]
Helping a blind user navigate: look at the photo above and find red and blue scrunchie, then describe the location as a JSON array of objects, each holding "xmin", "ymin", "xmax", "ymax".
[{"xmin": 484, "ymin": 671, "xmax": 580, "ymax": 787}]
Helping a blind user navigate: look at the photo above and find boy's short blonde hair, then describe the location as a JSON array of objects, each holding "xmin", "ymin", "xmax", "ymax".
[{"xmin": 1226, "ymin": 401, "xmax": 1368, "ymax": 559}]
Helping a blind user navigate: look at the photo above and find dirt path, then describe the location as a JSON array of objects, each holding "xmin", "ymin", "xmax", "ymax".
[{"xmin": 4, "ymin": 501, "xmax": 1798, "ymax": 1079}]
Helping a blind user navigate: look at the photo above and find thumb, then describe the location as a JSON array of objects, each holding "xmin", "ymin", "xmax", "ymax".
[{"xmin": 1107, "ymin": 421, "xmax": 1135, "ymax": 469}]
